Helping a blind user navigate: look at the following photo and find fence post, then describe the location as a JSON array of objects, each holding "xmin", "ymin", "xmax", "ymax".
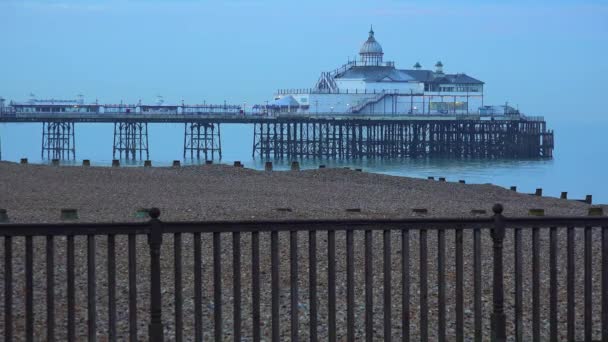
[
  {"xmin": 491, "ymin": 204, "xmax": 507, "ymax": 342},
  {"xmin": 148, "ymin": 208, "xmax": 164, "ymax": 342}
]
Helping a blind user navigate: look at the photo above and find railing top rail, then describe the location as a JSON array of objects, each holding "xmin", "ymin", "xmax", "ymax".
[
  {"xmin": 1, "ymin": 214, "xmax": 607, "ymax": 236},
  {"xmin": 503, "ymin": 216, "xmax": 608, "ymax": 227},
  {"xmin": 0, "ymin": 222, "xmax": 151, "ymax": 236},
  {"xmin": 161, "ymin": 217, "xmax": 495, "ymax": 233}
]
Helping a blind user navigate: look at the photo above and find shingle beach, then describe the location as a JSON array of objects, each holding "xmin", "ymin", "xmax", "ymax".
[{"xmin": 0, "ymin": 161, "xmax": 605, "ymax": 340}]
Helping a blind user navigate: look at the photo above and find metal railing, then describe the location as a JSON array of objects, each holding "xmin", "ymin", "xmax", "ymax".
[
  {"xmin": 1, "ymin": 205, "xmax": 607, "ymax": 341},
  {"xmin": 350, "ymin": 91, "xmax": 389, "ymax": 113}
]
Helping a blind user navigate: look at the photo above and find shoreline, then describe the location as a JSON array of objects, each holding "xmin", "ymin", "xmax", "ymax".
[{"xmin": 0, "ymin": 161, "xmax": 602, "ymax": 223}]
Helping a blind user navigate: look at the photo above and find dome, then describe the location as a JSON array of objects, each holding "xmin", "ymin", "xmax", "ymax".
[
  {"xmin": 359, "ymin": 28, "xmax": 383, "ymax": 55},
  {"xmin": 359, "ymin": 26, "xmax": 384, "ymax": 66}
]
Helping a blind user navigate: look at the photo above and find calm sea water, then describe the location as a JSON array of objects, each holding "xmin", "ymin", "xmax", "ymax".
[{"xmin": 1, "ymin": 119, "xmax": 606, "ymax": 203}]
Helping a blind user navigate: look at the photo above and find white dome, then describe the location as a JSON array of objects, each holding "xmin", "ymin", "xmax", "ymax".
[{"xmin": 359, "ymin": 28, "xmax": 383, "ymax": 55}]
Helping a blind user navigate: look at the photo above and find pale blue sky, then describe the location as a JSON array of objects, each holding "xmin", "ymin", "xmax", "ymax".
[{"xmin": 1, "ymin": 0, "xmax": 607, "ymax": 122}]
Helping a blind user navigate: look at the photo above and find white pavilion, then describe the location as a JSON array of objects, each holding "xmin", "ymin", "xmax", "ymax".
[{"xmin": 271, "ymin": 27, "xmax": 486, "ymax": 115}]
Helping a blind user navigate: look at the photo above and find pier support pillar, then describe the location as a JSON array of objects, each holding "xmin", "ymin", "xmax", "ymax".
[
  {"xmin": 183, "ymin": 122, "xmax": 222, "ymax": 160},
  {"xmin": 252, "ymin": 119, "xmax": 553, "ymax": 160},
  {"xmin": 41, "ymin": 121, "xmax": 76, "ymax": 160},
  {"xmin": 113, "ymin": 121, "xmax": 149, "ymax": 160},
  {"xmin": 252, "ymin": 122, "xmax": 272, "ymax": 159}
]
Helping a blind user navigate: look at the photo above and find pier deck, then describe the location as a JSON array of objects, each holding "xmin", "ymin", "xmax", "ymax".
[
  {"xmin": 0, "ymin": 112, "xmax": 554, "ymax": 160},
  {"xmin": 0, "ymin": 112, "xmax": 534, "ymax": 123}
]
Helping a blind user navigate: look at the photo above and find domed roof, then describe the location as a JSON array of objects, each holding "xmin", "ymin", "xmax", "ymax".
[{"xmin": 359, "ymin": 27, "xmax": 383, "ymax": 55}]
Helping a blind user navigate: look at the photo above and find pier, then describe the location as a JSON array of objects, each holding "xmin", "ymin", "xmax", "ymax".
[
  {"xmin": 0, "ymin": 111, "xmax": 554, "ymax": 160},
  {"xmin": 253, "ymin": 117, "xmax": 553, "ymax": 159}
]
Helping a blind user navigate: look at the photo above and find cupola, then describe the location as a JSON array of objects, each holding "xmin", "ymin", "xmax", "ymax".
[
  {"xmin": 435, "ymin": 61, "xmax": 444, "ymax": 74},
  {"xmin": 359, "ymin": 26, "xmax": 384, "ymax": 66}
]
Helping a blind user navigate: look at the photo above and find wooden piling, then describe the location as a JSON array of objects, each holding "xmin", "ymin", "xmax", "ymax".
[
  {"xmin": 60, "ymin": 209, "xmax": 78, "ymax": 220},
  {"xmin": 0, "ymin": 209, "xmax": 8, "ymax": 223},
  {"xmin": 588, "ymin": 207, "xmax": 603, "ymax": 216},
  {"xmin": 135, "ymin": 208, "xmax": 150, "ymax": 218},
  {"xmin": 529, "ymin": 209, "xmax": 545, "ymax": 216}
]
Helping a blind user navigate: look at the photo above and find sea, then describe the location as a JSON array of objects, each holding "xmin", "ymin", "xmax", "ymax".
[{"xmin": 1, "ymin": 119, "xmax": 606, "ymax": 204}]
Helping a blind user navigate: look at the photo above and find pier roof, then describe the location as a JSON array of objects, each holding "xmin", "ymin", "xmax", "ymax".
[
  {"xmin": 334, "ymin": 64, "xmax": 483, "ymax": 85},
  {"xmin": 271, "ymin": 95, "xmax": 300, "ymax": 107},
  {"xmin": 444, "ymin": 73, "xmax": 484, "ymax": 84},
  {"xmin": 400, "ymin": 69, "xmax": 435, "ymax": 82},
  {"xmin": 337, "ymin": 66, "xmax": 414, "ymax": 82},
  {"xmin": 400, "ymin": 69, "xmax": 484, "ymax": 85},
  {"xmin": 10, "ymin": 100, "xmax": 99, "ymax": 107}
]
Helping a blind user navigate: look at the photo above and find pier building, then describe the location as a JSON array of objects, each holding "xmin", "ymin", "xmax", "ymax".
[{"xmin": 272, "ymin": 27, "xmax": 485, "ymax": 116}]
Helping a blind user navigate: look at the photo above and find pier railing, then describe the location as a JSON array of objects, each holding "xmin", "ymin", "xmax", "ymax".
[{"xmin": 1, "ymin": 205, "xmax": 607, "ymax": 341}]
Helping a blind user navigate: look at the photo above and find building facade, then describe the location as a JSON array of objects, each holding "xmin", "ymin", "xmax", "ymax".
[{"xmin": 272, "ymin": 27, "xmax": 485, "ymax": 115}]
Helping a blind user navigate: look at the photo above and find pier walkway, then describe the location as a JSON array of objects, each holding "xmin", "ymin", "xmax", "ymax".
[{"xmin": 0, "ymin": 111, "xmax": 537, "ymax": 123}]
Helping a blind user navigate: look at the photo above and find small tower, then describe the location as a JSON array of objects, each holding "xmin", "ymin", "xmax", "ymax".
[
  {"xmin": 359, "ymin": 26, "xmax": 384, "ymax": 66},
  {"xmin": 435, "ymin": 61, "xmax": 444, "ymax": 74},
  {"xmin": 413, "ymin": 62, "xmax": 422, "ymax": 70}
]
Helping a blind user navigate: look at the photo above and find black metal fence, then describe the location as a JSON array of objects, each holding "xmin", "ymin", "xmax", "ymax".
[{"xmin": 1, "ymin": 205, "xmax": 607, "ymax": 341}]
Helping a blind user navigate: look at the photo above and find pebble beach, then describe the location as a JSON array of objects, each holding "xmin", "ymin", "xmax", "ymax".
[
  {"xmin": 0, "ymin": 161, "xmax": 599, "ymax": 222},
  {"xmin": 0, "ymin": 161, "xmax": 605, "ymax": 340}
]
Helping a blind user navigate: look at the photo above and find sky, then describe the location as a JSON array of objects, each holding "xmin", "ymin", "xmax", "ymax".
[{"xmin": 1, "ymin": 0, "xmax": 607, "ymax": 122}]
